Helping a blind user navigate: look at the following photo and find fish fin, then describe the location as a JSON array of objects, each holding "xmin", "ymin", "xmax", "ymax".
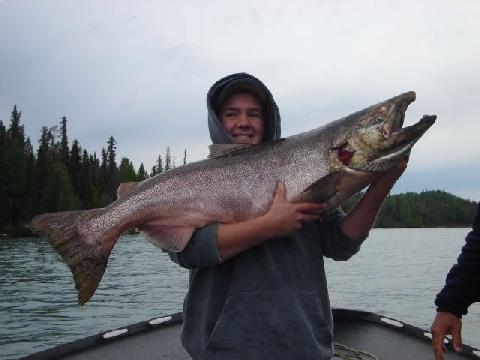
[
  {"xmin": 117, "ymin": 181, "xmax": 139, "ymax": 199},
  {"xmin": 295, "ymin": 169, "xmax": 377, "ymax": 212},
  {"xmin": 208, "ymin": 144, "xmax": 252, "ymax": 158},
  {"xmin": 140, "ymin": 224, "xmax": 195, "ymax": 251},
  {"xmin": 30, "ymin": 209, "xmax": 119, "ymax": 305},
  {"xmin": 292, "ymin": 172, "xmax": 342, "ymax": 204},
  {"xmin": 208, "ymin": 139, "xmax": 287, "ymax": 159}
]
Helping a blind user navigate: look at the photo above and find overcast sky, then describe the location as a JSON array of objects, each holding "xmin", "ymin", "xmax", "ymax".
[{"xmin": 0, "ymin": 0, "xmax": 478, "ymax": 201}]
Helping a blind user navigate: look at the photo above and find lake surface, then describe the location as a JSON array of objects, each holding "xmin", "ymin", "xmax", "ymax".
[{"xmin": 1, "ymin": 229, "xmax": 479, "ymax": 359}]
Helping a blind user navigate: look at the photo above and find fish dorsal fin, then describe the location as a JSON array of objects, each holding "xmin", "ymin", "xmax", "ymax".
[
  {"xmin": 208, "ymin": 139, "xmax": 286, "ymax": 159},
  {"xmin": 117, "ymin": 182, "xmax": 139, "ymax": 199},
  {"xmin": 208, "ymin": 144, "xmax": 253, "ymax": 158}
]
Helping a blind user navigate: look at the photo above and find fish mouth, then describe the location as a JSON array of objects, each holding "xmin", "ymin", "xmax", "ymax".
[
  {"xmin": 384, "ymin": 91, "xmax": 417, "ymax": 133},
  {"xmin": 356, "ymin": 114, "xmax": 436, "ymax": 172}
]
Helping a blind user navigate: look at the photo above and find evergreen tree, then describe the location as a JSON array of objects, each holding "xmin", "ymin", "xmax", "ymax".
[
  {"xmin": 46, "ymin": 125, "xmax": 58, "ymax": 164},
  {"xmin": 119, "ymin": 157, "xmax": 137, "ymax": 183},
  {"xmin": 107, "ymin": 136, "xmax": 119, "ymax": 200},
  {"xmin": 150, "ymin": 154, "xmax": 163, "ymax": 177},
  {"xmin": 98, "ymin": 148, "xmax": 110, "ymax": 206},
  {"xmin": 0, "ymin": 120, "xmax": 5, "ymax": 156},
  {"xmin": 0, "ymin": 107, "xmax": 28, "ymax": 231},
  {"xmin": 7, "ymin": 105, "xmax": 25, "ymax": 147},
  {"xmin": 137, "ymin": 162, "xmax": 148, "ymax": 181},
  {"xmin": 107, "ymin": 136, "xmax": 117, "ymax": 171},
  {"xmin": 24, "ymin": 138, "xmax": 36, "ymax": 218},
  {"xmin": 0, "ymin": 144, "xmax": 27, "ymax": 227},
  {"xmin": 24, "ymin": 137, "xmax": 34, "ymax": 157},
  {"xmin": 87, "ymin": 152, "xmax": 100, "ymax": 208},
  {"xmin": 78, "ymin": 149, "xmax": 94, "ymax": 209},
  {"xmin": 0, "ymin": 120, "xmax": 6, "ymax": 223},
  {"xmin": 165, "ymin": 146, "xmax": 172, "ymax": 171},
  {"xmin": 59, "ymin": 116, "xmax": 69, "ymax": 164},
  {"xmin": 100, "ymin": 148, "xmax": 108, "ymax": 175},
  {"xmin": 44, "ymin": 162, "xmax": 80, "ymax": 212},
  {"xmin": 97, "ymin": 136, "xmax": 120, "ymax": 206},
  {"xmin": 0, "ymin": 120, "xmax": 6, "ymax": 199},
  {"xmin": 183, "ymin": 149, "xmax": 187, "ymax": 165},
  {"xmin": 32, "ymin": 127, "xmax": 52, "ymax": 215},
  {"xmin": 69, "ymin": 139, "xmax": 82, "ymax": 195}
]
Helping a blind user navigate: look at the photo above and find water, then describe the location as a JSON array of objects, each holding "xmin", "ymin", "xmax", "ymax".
[
  {"xmin": 1, "ymin": 229, "xmax": 479, "ymax": 359},
  {"xmin": 325, "ymin": 228, "xmax": 480, "ymax": 350},
  {"xmin": 0, "ymin": 235, "xmax": 189, "ymax": 360}
]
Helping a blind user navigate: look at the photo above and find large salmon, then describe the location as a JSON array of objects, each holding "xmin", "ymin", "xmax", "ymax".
[{"xmin": 31, "ymin": 91, "xmax": 435, "ymax": 304}]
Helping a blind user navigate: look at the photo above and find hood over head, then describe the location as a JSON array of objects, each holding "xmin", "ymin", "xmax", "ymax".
[{"xmin": 207, "ymin": 73, "xmax": 281, "ymax": 144}]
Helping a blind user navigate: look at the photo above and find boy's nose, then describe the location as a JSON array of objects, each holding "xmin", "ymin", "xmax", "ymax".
[{"xmin": 237, "ymin": 113, "xmax": 250, "ymax": 126}]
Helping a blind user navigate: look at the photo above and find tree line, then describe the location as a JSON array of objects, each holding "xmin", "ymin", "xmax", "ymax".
[
  {"xmin": 342, "ymin": 190, "xmax": 477, "ymax": 228},
  {"xmin": 0, "ymin": 106, "xmax": 185, "ymax": 236},
  {"xmin": 0, "ymin": 106, "xmax": 477, "ymax": 236}
]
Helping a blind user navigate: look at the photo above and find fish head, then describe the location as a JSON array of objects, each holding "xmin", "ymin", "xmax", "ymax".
[{"xmin": 329, "ymin": 91, "xmax": 436, "ymax": 173}]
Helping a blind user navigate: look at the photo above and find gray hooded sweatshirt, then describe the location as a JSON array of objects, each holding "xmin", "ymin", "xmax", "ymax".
[{"xmin": 168, "ymin": 73, "xmax": 365, "ymax": 360}]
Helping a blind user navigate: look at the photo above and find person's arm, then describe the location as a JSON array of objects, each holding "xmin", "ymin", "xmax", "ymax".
[
  {"xmin": 340, "ymin": 158, "xmax": 408, "ymax": 240},
  {"xmin": 218, "ymin": 182, "xmax": 325, "ymax": 260},
  {"xmin": 435, "ymin": 204, "xmax": 480, "ymax": 315},
  {"xmin": 318, "ymin": 160, "xmax": 407, "ymax": 260},
  {"xmin": 431, "ymin": 203, "xmax": 480, "ymax": 359}
]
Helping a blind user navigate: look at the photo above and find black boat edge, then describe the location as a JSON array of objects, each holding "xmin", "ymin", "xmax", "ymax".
[{"xmin": 20, "ymin": 308, "xmax": 480, "ymax": 360}]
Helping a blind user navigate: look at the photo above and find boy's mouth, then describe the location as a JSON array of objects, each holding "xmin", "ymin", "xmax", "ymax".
[{"xmin": 233, "ymin": 134, "xmax": 255, "ymax": 141}]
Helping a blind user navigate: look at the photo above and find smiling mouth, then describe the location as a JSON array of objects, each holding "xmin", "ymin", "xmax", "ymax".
[{"xmin": 233, "ymin": 134, "xmax": 255, "ymax": 140}]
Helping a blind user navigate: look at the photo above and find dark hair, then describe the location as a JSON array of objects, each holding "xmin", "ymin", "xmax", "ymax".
[{"xmin": 214, "ymin": 81, "xmax": 266, "ymax": 116}]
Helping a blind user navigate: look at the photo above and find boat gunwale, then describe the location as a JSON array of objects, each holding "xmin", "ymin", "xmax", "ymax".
[
  {"xmin": 20, "ymin": 308, "xmax": 480, "ymax": 359},
  {"xmin": 20, "ymin": 312, "xmax": 183, "ymax": 360}
]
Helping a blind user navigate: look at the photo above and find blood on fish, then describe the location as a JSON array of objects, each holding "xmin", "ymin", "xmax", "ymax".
[
  {"xmin": 338, "ymin": 149, "xmax": 354, "ymax": 165},
  {"xmin": 332, "ymin": 143, "xmax": 355, "ymax": 165}
]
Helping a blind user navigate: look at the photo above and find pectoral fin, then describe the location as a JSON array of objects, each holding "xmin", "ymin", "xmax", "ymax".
[
  {"xmin": 293, "ymin": 169, "xmax": 377, "ymax": 211},
  {"xmin": 293, "ymin": 172, "xmax": 342, "ymax": 204}
]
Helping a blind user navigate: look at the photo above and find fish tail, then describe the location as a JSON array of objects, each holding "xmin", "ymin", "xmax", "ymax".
[{"xmin": 30, "ymin": 209, "xmax": 117, "ymax": 305}]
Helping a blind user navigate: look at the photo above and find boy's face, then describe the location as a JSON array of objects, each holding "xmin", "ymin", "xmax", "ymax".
[{"xmin": 219, "ymin": 93, "xmax": 264, "ymax": 145}]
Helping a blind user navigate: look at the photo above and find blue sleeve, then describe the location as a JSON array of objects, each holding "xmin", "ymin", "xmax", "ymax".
[
  {"xmin": 167, "ymin": 223, "xmax": 223, "ymax": 269},
  {"xmin": 316, "ymin": 208, "xmax": 366, "ymax": 260},
  {"xmin": 435, "ymin": 203, "xmax": 480, "ymax": 317}
]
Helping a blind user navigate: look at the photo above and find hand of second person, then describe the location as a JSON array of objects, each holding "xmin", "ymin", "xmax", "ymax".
[
  {"xmin": 431, "ymin": 312, "xmax": 463, "ymax": 360},
  {"xmin": 262, "ymin": 182, "xmax": 326, "ymax": 238}
]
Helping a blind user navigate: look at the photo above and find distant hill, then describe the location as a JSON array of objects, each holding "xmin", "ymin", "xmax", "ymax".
[{"xmin": 342, "ymin": 190, "xmax": 477, "ymax": 228}]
